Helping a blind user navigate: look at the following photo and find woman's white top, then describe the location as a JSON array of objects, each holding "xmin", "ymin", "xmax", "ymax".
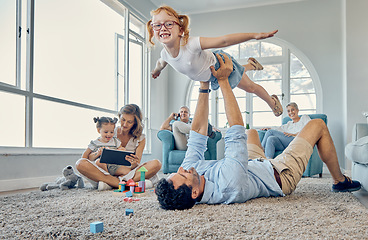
[
  {"xmin": 274, "ymin": 115, "xmax": 311, "ymax": 134},
  {"xmin": 124, "ymin": 134, "xmax": 145, "ymax": 152},
  {"xmin": 114, "ymin": 127, "xmax": 145, "ymax": 151}
]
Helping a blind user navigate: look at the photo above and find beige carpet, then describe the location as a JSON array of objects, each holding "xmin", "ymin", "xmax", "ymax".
[{"xmin": 1, "ymin": 177, "xmax": 367, "ymax": 239}]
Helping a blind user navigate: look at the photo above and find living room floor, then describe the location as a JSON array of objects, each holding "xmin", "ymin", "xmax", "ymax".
[
  {"xmin": 1, "ymin": 173, "xmax": 367, "ymax": 209},
  {"xmin": 312, "ymin": 173, "xmax": 368, "ymax": 209},
  {"xmin": 352, "ymin": 188, "xmax": 368, "ymax": 208}
]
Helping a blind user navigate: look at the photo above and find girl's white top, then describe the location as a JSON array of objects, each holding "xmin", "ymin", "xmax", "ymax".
[
  {"xmin": 160, "ymin": 37, "xmax": 216, "ymax": 81},
  {"xmin": 88, "ymin": 137, "xmax": 121, "ymax": 152}
]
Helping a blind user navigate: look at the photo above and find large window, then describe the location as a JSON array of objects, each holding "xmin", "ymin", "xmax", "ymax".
[
  {"xmin": 187, "ymin": 39, "xmax": 321, "ymax": 129},
  {"xmin": 0, "ymin": 0, "xmax": 149, "ymax": 149}
]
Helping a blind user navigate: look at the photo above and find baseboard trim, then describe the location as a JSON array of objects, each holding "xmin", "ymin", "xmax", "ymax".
[{"xmin": 0, "ymin": 175, "xmax": 60, "ymax": 192}]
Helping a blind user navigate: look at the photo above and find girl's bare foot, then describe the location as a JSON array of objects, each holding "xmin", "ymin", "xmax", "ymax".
[
  {"xmin": 243, "ymin": 58, "xmax": 263, "ymax": 71},
  {"xmin": 248, "ymin": 57, "xmax": 263, "ymax": 70},
  {"xmin": 271, "ymin": 94, "xmax": 283, "ymax": 117}
]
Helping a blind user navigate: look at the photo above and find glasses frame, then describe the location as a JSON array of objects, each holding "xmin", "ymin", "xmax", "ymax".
[{"xmin": 150, "ymin": 21, "xmax": 180, "ymax": 31}]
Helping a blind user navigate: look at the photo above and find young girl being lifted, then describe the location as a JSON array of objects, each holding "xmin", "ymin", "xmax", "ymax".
[{"xmin": 147, "ymin": 5, "xmax": 282, "ymax": 117}]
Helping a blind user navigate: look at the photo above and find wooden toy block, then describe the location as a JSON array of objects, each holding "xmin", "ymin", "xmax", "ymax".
[
  {"xmin": 126, "ymin": 180, "xmax": 136, "ymax": 193},
  {"xmin": 112, "ymin": 190, "xmax": 128, "ymax": 196},
  {"xmin": 125, "ymin": 191, "xmax": 133, "ymax": 197},
  {"xmin": 124, "ymin": 197, "xmax": 133, "ymax": 203},
  {"xmin": 139, "ymin": 181, "xmax": 145, "ymax": 192},
  {"xmin": 113, "ymin": 189, "xmax": 153, "ymax": 197},
  {"xmin": 114, "ymin": 181, "xmax": 127, "ymax": 192},
  {"xmin": 138, "ymin": 166, "xmax": 148, "ymax": 182},
  {"xmin": 123, "ymin": 197, "xmax": 140, "ymax": 202},
  {"xmin": 125, "ymin": 209, "xmax": 134, "ymax": 216},
  {"xmin": 118, "ymin": 181, "xmax": 126, "ymax": 190},
  {"xmin": 90, "ymin": 221, "xmax": 103, "ymax": 233},
  {"xmin": 138, "ymin": 166, "xmax": 148, "ymax": 172},
  {"xmin": 112, "ymin": 191, "xmax": 122, "ymax": 196}
]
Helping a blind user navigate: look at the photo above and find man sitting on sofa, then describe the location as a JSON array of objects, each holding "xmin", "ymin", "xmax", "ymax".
[
  {"xmin": 160, "ymin": 106, "xmax": 192, "ymax": 151},
  {"xmin": 155, "ymin": 53, "xmax": 361, "ymax": 210},
  {"xmin": 160, "ymin": 106, "xmax": 216, "ymax": 151}
]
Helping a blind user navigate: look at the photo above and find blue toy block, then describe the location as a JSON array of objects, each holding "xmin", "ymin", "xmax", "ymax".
[
  {"xmin": 90, "ymin": 221, "xmax": 103, "ymax": 233},
  {"xmin": 125, "ymin": 191, "xmax": 133, "ymax": 197},
  {"xmin": 125, "ymin": 208, "xmax": 134, "ymax": 216}
]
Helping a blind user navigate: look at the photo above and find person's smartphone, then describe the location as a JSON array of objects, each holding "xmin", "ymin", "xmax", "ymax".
[{"xmin": 175, "ymin": 113, "xmax": 180, "ymax": 120}]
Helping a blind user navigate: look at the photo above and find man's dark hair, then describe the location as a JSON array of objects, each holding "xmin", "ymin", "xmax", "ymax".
[{"xmin": 155, "ymin": 178, "xmax": 196, "ymax": 210}]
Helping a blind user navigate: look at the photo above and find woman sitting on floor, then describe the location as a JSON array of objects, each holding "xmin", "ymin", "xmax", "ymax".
[{"xmin": 76, "ymin": 104, "xmax": 161, "ymax": 190}]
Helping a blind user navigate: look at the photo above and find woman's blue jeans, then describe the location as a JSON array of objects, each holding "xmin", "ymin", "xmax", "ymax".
[{"xmin": 261, "ymin": 129, "xmax": 294, "ymax": 159}]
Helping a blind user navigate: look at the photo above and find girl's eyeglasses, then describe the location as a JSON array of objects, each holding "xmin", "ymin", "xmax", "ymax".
[{"xmin": 151, "ymin": 21, "xmax": 179, "ymax": 31}]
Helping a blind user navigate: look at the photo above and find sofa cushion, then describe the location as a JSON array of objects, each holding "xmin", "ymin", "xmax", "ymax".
[
  {"xmin": 345, "ymin": 136, "xmax": 368, "ymax": 165},
  {"xmin": 168, "ymin": 150, "xmax": 187, "ymax": 165}
]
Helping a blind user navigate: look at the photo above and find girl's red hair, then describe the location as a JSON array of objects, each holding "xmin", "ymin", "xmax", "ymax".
[{"xmin": 146, "ymin": 5, "xmax": 190, "ymax": 46}]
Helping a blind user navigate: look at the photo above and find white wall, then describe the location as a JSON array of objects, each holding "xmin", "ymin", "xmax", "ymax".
[
  {"xmin": 0, "ymin": 150, "xmax": 82, "ymax": 192},
  {"xmin": 346, "ymin": 0, "xmax": 368, "ymax": 136},
  {"xmin": 345, "ymin": 0, "xmax": 368, "ymax": 166}
]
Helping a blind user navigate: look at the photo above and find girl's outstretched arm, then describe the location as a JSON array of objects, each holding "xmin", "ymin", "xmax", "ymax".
[
  {"xmin": 152, "ymin": 58, "xmax": 168, "ymax": 79},
  {"xmin": 200, "ymin": 30, "xmax": 278, "ymax": 50}
]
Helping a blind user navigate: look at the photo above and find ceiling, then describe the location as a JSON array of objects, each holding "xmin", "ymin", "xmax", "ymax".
[{"xmin": 149, "ymin": 0, "xmax": 306, "ymax": 14}]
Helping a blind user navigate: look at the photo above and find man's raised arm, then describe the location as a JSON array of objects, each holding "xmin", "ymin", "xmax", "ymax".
[
  {"xmin": 190, "ymin": 81, "xmax": 210, "ymax": 136},
  {"xmin": 210, "ymin": 54, "xmax": 244, "ymax": 127}
]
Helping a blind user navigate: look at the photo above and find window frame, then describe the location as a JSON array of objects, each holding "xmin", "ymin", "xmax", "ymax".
[
  {"xmin": 186, "ymin": 38, "xmax": 322, "ymax": 129},
  {"xmin": 0, "ymin": 0, "xmax": 151, "ymax": 153}
]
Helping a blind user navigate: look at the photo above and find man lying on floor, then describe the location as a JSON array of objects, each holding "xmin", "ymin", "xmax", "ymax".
[{"xmin": 155, "ymin": 53, "xmax": 361, "ymax": 210}]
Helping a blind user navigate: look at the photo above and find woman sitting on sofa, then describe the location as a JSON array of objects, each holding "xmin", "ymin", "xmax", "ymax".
[{"xmin": 261, "ymin": 102, "xmax": 311, "ymax": 158}]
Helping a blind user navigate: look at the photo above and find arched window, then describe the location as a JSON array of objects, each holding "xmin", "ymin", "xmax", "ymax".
[{"xmin": 186, "ymin": 38, "xmax": 322, "ymax": 129}]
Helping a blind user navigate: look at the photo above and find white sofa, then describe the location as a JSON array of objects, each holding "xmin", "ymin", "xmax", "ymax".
[{"xmin": 345, "ymin": 123, "xmax": 368, "ymax": 190}]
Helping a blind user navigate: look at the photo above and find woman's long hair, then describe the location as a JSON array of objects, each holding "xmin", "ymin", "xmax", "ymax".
[{"xmin": 118, "ymin": 104, "xmax": 144, "ymax": 139}]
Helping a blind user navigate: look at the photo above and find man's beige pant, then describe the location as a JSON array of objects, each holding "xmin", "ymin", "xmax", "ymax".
[{"xmin": 248, "ymin": 137, "xmax": 313, "ymax": 195}]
